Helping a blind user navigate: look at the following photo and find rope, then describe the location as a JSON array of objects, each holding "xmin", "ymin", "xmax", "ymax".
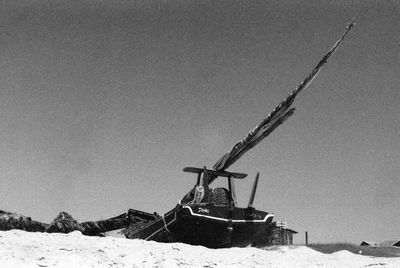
[
  {"xmin": 162, "ymin": 215, "xmax": 174, "ymax": 242},
  {"xmin": 162, "ymin": 215, "xmax": 170, "ymax": 233}
]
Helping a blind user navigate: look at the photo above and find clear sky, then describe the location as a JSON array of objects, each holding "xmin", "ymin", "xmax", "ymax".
[{"xmin": 1, "ymin": 0, "xmax": 399, "ymax": 244}]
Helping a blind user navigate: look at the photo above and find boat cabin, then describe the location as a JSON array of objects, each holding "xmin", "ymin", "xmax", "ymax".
[{"xmin": 181, "ymin": 166, "xmax": 247, "ymax": 206}]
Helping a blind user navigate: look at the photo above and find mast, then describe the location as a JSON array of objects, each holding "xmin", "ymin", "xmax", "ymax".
[{"xmin": 210, "ymin": 18, "xmax": 356, "ymax": 182}]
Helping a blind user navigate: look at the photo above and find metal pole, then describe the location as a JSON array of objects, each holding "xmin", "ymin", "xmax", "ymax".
[{"xmin": 305, "ymin": 231, "xmax": 308, "ymax": 245}]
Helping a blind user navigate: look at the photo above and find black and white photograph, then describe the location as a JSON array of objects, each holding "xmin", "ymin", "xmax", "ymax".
[{"xmin": 1, "ymin": 0, "xmax": 399, "ymax": 267}]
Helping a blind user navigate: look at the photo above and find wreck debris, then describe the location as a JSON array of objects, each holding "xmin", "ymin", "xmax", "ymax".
[
  {"xmin": 0, "ymin": 209, "xmax": 149, "ymax": 236},
  {"xmin": 45, "ymin": 212, "xmax": 84, "ymax": 233},
  {"xmin": 0, "ymin": 210, "xmax": 47, "ymax": 232}
]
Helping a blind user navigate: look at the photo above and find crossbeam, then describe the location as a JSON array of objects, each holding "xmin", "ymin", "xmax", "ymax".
[{"xmin": 183, "ymin": 167, "xmax": 247, "ymax": 179}]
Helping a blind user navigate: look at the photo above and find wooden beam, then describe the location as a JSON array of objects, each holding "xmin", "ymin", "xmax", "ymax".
[{"xmin": 183, "ymin": 166, "xmax": 247, "ymax": 179}]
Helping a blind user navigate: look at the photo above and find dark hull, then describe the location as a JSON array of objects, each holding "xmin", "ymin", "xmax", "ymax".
[{"xmin": 125, "ymin": 204, "xmax": 274, "ymax": 248}]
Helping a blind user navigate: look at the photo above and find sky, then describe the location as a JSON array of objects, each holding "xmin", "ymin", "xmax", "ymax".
[{"xmin": 1, "ymin": 0, "xmax": 399, "ymax": 244}]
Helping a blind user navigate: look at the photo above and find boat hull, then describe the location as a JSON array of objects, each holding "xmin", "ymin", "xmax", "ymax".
[{"xmin": 126, "ymin": 204, "xmax": 274, "ymax": 248}]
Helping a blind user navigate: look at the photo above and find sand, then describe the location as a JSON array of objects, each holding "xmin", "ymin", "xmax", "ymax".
[{"xmin": 0, "ymin": 230, "xmax": 399, "ymax": 267}]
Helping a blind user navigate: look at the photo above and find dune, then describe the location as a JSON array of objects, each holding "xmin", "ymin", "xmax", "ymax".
[{"xmin": 1, "ymin": 230, "xmax": 399, "ymax": 267}]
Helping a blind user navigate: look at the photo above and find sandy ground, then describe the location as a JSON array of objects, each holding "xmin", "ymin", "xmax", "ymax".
[{"xmin": 1, "ymin": 230, "xmax": 399, "ymax": 268}]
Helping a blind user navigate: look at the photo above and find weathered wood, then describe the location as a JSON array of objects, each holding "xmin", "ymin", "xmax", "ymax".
[
  {"xmin": 0, "ymin": 209, "xmax": 156, "ymax": 237},
  {"xmin": 183, "ymin": 167, "xmax": 247, "ymax": 179},
  {"xmin": 212, "ymin": 17, "xmax": 357, "ymax": 181},
  {"xmin": 0, "ymin": 210, "xmax": 48, "ymax": 232},
  {"xmin": 247, "ymin": 173, "xmax": 259, "ymax": 208}
]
